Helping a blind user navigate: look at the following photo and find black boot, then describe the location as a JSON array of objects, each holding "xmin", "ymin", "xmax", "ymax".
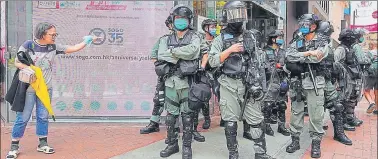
[
  {"xmin": 220, "ymin": 118, "xmax": 225, "ymax": 127},
  {"xmin": 182, "ymin": 113, "xmax": 193, "ymax": 159},
  {"xmin": 202, "ymin": 116, "xmax": 211, "ymax": 129},
  {"xmin": 277, "ymin": 107, "xmax": 289, "ymax": 136},
  {"xmin": 343, "ymin": 123, "xmax": 356, "ymax": 131},
  {"xmin": 352, "ymin": 116, "xmax": 363, "ymax": 126},
  {"xmin": 344, "ymin": 113, "xmax": 358, "ymax": 130},
  {"xmin": 225, "ymin": 121, "xmax": 239, "ymax": 159},
  {"xmin": 252, "ymin": 123, "xmax": 275, "ymax": 159},
  {"xmin": 286, "ymin": 135, "xmax": 300, "ymax": 153},
  {"xmin": 277, "ymin": 122, "xmax": 290, "ymax": 136},
  {"xmin": 304, "ymin": 105, "xmax": 309, "ymax": 116},
  {"xmin": 333, "ymin": 114, "xmax": 352, "ymax": 145},
  {"xmin": 270, "ymin": 106, "xmax": 278, "ymax": 124},
  {"xmin": 160, "ymin": 115, "xmax": 179, "ymax": 158},
  {"xmin": 192, "ymin": 111, "xmax": 205, "ymax": 142},
  {"xmin": 265, "ymin": 122, "xmax": 275, "ymax": 136},
  {"xmin": 243, "ymin": 120, "xmax": 253, "ymax": 140},
  {"xmin": 140, "ymin": 120, "xmax": 159, "ymax": 134},
  {"xmin": 263, "ymin": 102, "xmax": 274, "ymax": 136},
  {"xmin": 311, "ymin": 137, "xmax": 322, "ymax": 158},
  {"xmin": 202, "ymin": 103, "xmax": 211, "ymax": 129}
]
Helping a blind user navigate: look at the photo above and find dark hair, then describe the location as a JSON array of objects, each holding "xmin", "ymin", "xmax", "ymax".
[{"xmin": 34, "ymin": 22, "xmax": 56, "ymax": 39}]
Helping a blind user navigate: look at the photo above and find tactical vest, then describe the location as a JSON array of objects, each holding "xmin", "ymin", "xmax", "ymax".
[
  {"xmin": 221, "ymin": 32, "xmax": 249, "ymax": 77},
  {"xmin": 167, "ymin": 30, "xmax": 198, "ymax": 76},
  {"xmin": 265, "ymin": 48, "xmax": 276, "ymax": 63},
  {"xmin": 341, "ymin": 45, "xmax": 356, "ymax": 65},
  {"xmin": 286, "ymin": 37, "xmax": 326, "ymax": 76},
  {"xmin": 340, "ymin": 44, "xmax": 360, "ymax": 79}
]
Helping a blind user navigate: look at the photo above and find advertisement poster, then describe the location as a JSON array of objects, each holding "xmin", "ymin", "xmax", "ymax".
[
  {"xmin": 33, "ymin": 1, "xmax": 173, "ymax": 117},
  {"xmin": 350, "ymin": 1, "xmax": 378, "ymax": 32}
]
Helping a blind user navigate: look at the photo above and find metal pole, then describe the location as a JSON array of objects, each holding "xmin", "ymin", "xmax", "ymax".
[{"xmin": 353, "ymin": 10, "xmax": 356, "ymax": 28}]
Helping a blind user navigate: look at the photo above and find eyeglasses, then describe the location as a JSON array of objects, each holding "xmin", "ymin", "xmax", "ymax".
[{"xmin": 47, "ymin": 33, "xmax": 59, "ymax": 38}]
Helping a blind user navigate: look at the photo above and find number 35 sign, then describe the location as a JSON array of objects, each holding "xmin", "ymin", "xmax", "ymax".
[{"xmin": 89, "ymin": 28, "xmax": 124, "ymax": 45}]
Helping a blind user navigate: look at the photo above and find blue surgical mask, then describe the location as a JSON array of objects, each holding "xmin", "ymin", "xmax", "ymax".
[
  {"xmin": 276, "ymin": 39, "xmax": 284, "ymax": 45},
  {"xmin": 174, "ymin": 18, "xmax": 188, "ymax": 31},
  {"xmin": 359, "ymin": 37, "xmax": 364, "ymax": 43},
  {"xmin": 209, "ymin": 28, "xmax": 216, "ymax": 36},
  {"xmin": 299, "ymin": 27, "xmax": 310, "ymax": 34}
]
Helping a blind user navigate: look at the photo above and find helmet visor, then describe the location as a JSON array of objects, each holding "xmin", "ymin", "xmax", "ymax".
[
  {"xmin": 298, "ymin": 20, "xmax": 312, "ymax": 28},
  {"xmin": 223, "ymin": 7, "xmax": 247, "ymax": 23}
]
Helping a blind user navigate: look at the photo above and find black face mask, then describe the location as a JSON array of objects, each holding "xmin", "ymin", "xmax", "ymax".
[{"xmin": 224, "ymin": 22, "xmax": 243, "ymax": 36}]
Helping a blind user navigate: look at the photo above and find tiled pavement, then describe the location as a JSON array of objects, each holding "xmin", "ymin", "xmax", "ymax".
[
  {"xmin": 1, "ymin": 123, "xmax": 167, "ymax": 159},
  {"xmin": 1, "ymin": 98, "xmax": 376, "ymax": 159},
  {"xmin": 302, "ymin": 100, "xmax": 377, "ymax": 159}
]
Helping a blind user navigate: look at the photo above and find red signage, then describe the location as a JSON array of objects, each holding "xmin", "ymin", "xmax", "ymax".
[{"xmin": 373, "ymin": 11, "xmax": 378, "ymax": 19}]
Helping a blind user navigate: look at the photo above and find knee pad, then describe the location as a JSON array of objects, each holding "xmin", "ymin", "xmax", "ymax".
[
  {"xmin": 166, "ymin": 114, "xmax": 178, "ymax": 125},
  {"xmin": 225, "ymin": 121, "xmax": 238, "ymax": 136},
  {"xmin": 250, "ymin": 122, "xmax": 264, "ymax": 139},
  {"xmin": 181, "ymin": 113, "xmax": 192, "ymax": 123},
  {"xmin": 334, "ymin": 103, "xmax": 344, "ymax": 113}
]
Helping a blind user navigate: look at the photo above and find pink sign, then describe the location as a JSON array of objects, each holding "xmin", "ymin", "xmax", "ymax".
[
  {"xmin": 33, "ymin": 1, "xmax": 173, "ymax": 117},
  {"xmin": 350, "ymin": 23, "xmax": 378, "ymax": 32}
]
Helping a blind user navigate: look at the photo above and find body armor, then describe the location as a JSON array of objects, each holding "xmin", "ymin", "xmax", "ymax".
[
  {"xmin": 221, "ymin": 33, "xmax": 246, "ymax": 77},
  {"xmin": 167, "ymin": 30, "xmax": 198, "ymax": 76},
  {"xmin": 340, "ymin": 44, "xmax": 360, "ymax": 79}
]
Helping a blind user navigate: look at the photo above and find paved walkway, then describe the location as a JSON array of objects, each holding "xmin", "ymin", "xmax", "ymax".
[
  {"xmin": 302, "ymin": 100, "xmax": 377, "ymax": 159},
  {"xmin": 1, "ymin": 100, "xmax": 376, "ymax": 159}
]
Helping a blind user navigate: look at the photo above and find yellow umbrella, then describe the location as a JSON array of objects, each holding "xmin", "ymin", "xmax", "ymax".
[{"xmin": 30, "ymin": 65, "xmax": 56, "ymax": 121}]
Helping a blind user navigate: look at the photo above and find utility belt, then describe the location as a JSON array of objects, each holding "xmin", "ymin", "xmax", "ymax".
[
  {"xmin": 289, "ymin": 64, "xmax": 324, "ymax": 78},
  {"xmin": 224, "ymin": 72, "xmax": 245, "ymax": 79},
  {"xmin": 155, "ymin": 60, "xmax": 197, "ymax": 79}
]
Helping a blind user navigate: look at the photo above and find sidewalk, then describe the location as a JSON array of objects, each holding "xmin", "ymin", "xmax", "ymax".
[
  {"xmin": 1, "ymin": 122, "xmax": 166, "ymax": 159},
  {"xmin": 1, "ymin": 100, "xmax": 376, "ymax": 159},
  {"xmin": 110, "ymin": 116, "xmax": 310, "ymax": 159},
  {"xmin": 302, "ymin": 100, "xmax": 377, "ymax": 159}
]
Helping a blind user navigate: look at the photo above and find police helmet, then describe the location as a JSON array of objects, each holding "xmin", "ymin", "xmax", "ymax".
[
  {"xmin": 298, "ymin": 13, "xmax": 320, "ymax": 29},
  {"xmin": 338, "ymin": 29, "xmax": 357, "ymax": 42},
  {"xmin": 221, "ymin": 1, "xmax": 247, "ymax": 24},
  {"xmin": 354, "ymin": 28, "xmax": 369, "ymax": 38},
  {"xmin": 170, "ymin": 5, "xmax": 193, "ymax": 22},
  {"xmin": 316, "ymin": 21, "xmax": 334, "ymax": 36},
  {"xmin": 201, "ymin": 19, "xmax": 217, "ymax": 32},
  {"xmin": 268, "ymin": 30, "xmax": 284, "ymax": 38}
]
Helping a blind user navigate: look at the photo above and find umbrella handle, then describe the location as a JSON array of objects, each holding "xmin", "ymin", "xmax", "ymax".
[{"xmin": 52, "ymin": 115, "xmax": 56, "ymax": 122}]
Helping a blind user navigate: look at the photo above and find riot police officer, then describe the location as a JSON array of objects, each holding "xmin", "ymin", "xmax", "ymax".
[
  {"xmin": 262, "ymin": 30, "xmax": 290, "ymax": 137},
  {"xmin": 347, "ymin": 28, "xmax": 370, "ymax": 127},
  {"xmin": 140, "ymin": 16, "xmax": 174, "ymax": 135},
  {"xmin": 316, "ymin": 21, "xmax": 352, "ymax": 145},
  {"xmin": 334, "ymin": 29, "xmax": 365, "ymax": 133},
  {"xmin": 190, "ymin": 18, "xmax": 218, "ymax": 143},
  {"xmin": 284, "ymin": 13, "xmax": 331, "ymax": 158},
  {"xmin": 156, "ymin": 5, "xmax": 201, "ymax": 159},
  {"xmin": 208, "ymin": 1, "xmax": 274, "ymax": 159}
]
